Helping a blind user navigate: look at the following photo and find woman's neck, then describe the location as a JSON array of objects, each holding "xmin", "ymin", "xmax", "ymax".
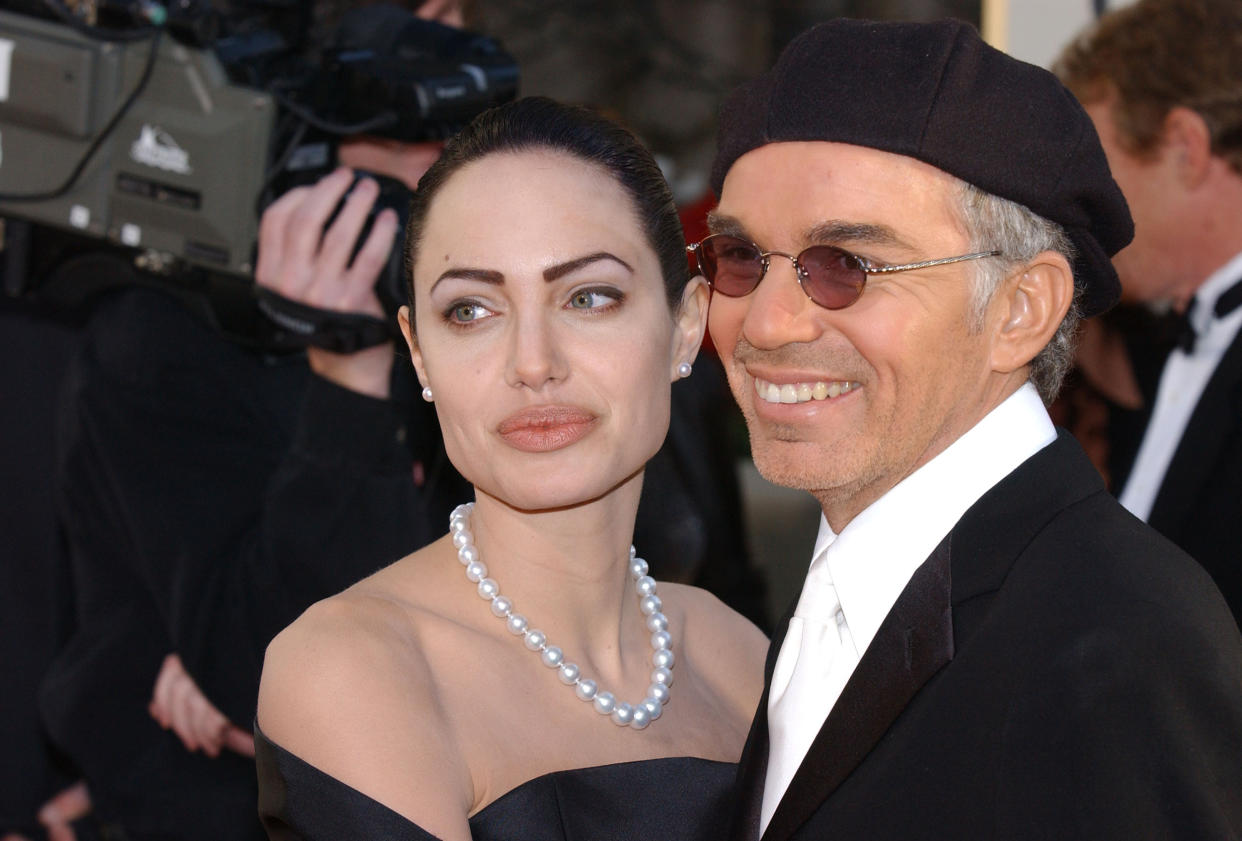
[{"xmin": 462, "ymin": 480, "xmax": 646, "ymax": 678}]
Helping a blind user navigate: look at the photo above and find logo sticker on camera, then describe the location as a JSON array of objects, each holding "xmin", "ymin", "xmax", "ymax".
[{"xmin": 130, "ymin": 125, "xmax": 192, "ymax": 175}]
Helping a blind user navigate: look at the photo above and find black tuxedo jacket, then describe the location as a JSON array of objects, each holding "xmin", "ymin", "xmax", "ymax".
[
  {"xmin": 731, "ymin": 433, "xmax": 1242, "ymax": 841},
  {"xmin": 1113, "ymin": 316, "xmax": 1242, "ymax": 625}
]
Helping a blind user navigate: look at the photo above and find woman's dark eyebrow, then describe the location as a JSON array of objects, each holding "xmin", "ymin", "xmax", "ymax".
[
  {"xmin": 429, "ymin": 253, "xmax": 631, "ymax": 294},
  {"xmin": 543, "ymin": 252, "xmax": 633, "ymax": 281},
  {"xmin": 431, "ymin": 267, "xmax": 504, "ymax": 294}
]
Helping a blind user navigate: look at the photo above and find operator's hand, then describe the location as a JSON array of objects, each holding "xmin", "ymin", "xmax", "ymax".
[
  {"xmin": 149, "ymin": 654, "xmax": 255, "ymax": 759},
  {"xmin": 256, "ymin": 166, "xmax": 400, "ymax": 399},
  {"xmin": 34, "ymin": 780, "xmax": 91, "ymax": 841}
]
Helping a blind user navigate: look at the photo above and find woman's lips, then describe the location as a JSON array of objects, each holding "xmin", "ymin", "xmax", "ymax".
[{"xmin": 496, "ymin": 407, "xmax": 598, "ymax": 452}]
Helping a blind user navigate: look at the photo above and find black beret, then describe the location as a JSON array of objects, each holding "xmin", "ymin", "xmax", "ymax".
[{"xmin": 711, "ymin": 18, "xmax": 1133, "ymax": 317}]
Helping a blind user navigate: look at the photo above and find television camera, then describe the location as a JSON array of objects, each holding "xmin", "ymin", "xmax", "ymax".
[{"xmin": 0, "ymin": 0, "xmax": 518, "ymax": 349}]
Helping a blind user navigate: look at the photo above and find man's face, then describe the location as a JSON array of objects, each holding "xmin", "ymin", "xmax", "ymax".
[
  {"xmin": 1084, "ymin": 98, "xmax": 1187, "ymax": 307},
  {"xmin": 707, "ymin": 142, "xmax": 1002, "ymax": 529}
]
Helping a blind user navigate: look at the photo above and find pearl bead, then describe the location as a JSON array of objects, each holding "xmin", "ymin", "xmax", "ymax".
[
  {"xmin": 558, "ymin": 662, "xmax": 580, "ymax": 685},
  {"xmin": 630, "ymin": 557, "xmax": 649, "ymax": 579},
  {"xmin": 450, "ymin": 517, "xmax": 468, "ymax": 534},
  {"xmin": 491, "ymin": 596, "xmax": 512, "ymax": 617},
  {"xmin": 477, "ymin": 578, "xmax": 499, "ymax": 599},
  {"xmin": 452, "ymin": 531, "xmax": 472, "ymax": 549},
  {"xmin": 465, "ymin": 560, "xmax": 488, "ymax": 582},
  {"xmin": 575, "ymin": 678, "xmax": 598, "ymax": 701},
  {"xmin": 629, "ymin": 546, "xmax": 637, "ymax": 560},
  {"xmin": 641, "ymin": 697, "xmax": 662, "ymax": 720},
  {"xmin": 635, "ymin": 575, "xmax": 657, "ymax": 596},
  {"xmin": 630, "ymin": 705, "xmax": 652, "ymax": 729},
  {"xmin": 524, "ymin": 629, "xmax": 546, "ymax": 651},
  {"xmin": 653, "ymin": 648, "xmax": 675, "ymax": 669},
  {"xmin": 647, "ymin": 683, "xmax": 670, "ymax": 704},
  {"xmin": 651, "ymin": 630, "xmax": 671, "ymax": 650},
  {"xmin": 507, "ymin": 614, "xmax": 528, "ymax": 635},
  {"xmin": 541, "ymin": 646, "xmax": 563, "ymax": 667},
  {"xmin": 639, "ymin": 594, "xmax": 662, "ymax": 616},
  {"xmin": 594, "ymin": 692, "xmax": 616, "ymax": 715},
  {"xmin": 646, "ymin": 612, "xmax": 668, "ymax": 633},
  {"xmin": 611, "ymin": 702, "xmax": 634, "ymax": 726},
  {"xmin": 652, "ymin": 666, "xmax": 674, "ymax": 687},
  {"xmin": 457, "ymin": 545, "xmax": 479, "ymax": 566}
]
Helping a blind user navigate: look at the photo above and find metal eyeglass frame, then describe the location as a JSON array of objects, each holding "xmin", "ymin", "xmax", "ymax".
[{"xmin": 687, "ymin": 234, "xmax": 1002, "ymax": 309}]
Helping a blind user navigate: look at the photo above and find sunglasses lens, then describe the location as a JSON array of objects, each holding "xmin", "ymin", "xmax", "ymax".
[
  {"xmin": 699, "ymin": 236, "xmax": 764, "ymax": 297},
  {"xmin": 799, "ymin": 245, "xmax": 867, "ymax": 309}
]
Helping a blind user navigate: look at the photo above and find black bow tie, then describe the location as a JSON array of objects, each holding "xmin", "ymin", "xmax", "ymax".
[{"xmin": 1176, "ymin": 276, "xmax": 1242, "ymax": 354}]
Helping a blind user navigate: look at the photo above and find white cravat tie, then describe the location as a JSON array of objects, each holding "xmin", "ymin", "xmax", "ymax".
[{"xmin": 760, "ymin": 554, "xmax": 857, "ymax": 835}]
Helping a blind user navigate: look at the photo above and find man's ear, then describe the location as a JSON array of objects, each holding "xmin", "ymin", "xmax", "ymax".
[
  {"xmin": 1162, "ymin": 106, "xmax": 1213, "ymax": 189},
  {"xmin": 989, "ymin": 252, "xmax": 1074, "ymax": 375},
  {"xmin": 671, "ymin": 277, "xmax": 710, "ymax": 379},
  {"xmin": 398, "ymin": 306, "xmax": 431, "ymax": 390}
]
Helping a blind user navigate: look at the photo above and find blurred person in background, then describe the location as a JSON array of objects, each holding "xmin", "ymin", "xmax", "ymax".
[
  {"xmin": 1055, "ymin": 0, "xmax": 1242, "ymax": 626},
  {"xmin": 31, "ymin": 3, "xmax": 465, "ymax": 839}
]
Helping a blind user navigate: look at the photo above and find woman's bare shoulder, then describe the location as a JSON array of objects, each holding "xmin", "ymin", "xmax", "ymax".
[
  {"xmin": 257, "ymin": 545, "xmax": 475, "ymax": 841},
  {"xmin": 660, "ymin": 583, "xmax": 769, "ymax": 716}
]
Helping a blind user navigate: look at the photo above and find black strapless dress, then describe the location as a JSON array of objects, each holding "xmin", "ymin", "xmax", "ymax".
[{"xmin": 256, "ymin": 729, "xmax": 737, "ymax": 841}]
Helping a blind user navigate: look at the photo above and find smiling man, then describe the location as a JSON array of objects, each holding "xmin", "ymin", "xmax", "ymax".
[{"xmin": 699, "ymin": 18, "xmax": 1242, "ymax": 841}]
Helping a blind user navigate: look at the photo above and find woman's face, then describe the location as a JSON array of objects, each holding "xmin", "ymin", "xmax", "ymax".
[{"xmin": 403, "ymin": 149, "xmax": 706, "ymax": 512}]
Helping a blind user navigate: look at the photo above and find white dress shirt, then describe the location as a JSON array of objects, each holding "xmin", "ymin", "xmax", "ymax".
[
  {"xmin": 760, "ymin": 383, "xmax": 1056, "ymax": 834},
  {"xmin": 1119, "ymin": 250, "xmax": 1242, "ymax": 521}
]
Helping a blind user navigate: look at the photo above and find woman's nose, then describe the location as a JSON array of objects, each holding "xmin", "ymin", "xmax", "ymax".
[{"xmin": 504, "ymin": 312, "xmax": 568, "ymax": 391}]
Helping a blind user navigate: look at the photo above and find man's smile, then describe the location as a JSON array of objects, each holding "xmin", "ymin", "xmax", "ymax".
[{"xmin": 753, "ymin": 377, "xmax": 861, "ymax": 404}]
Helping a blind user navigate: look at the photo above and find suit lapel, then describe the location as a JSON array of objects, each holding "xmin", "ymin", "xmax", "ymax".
[
  {"xmin": 729, "ymin": 601, "xmax": 797, "ymax": 841},
  {"xmin": 760, "ymin": 537, "xmax": 954, "ymax": 841},
  {"xmin": 1149, "ymin": 326, "xmax": 1242, "ymax": 536}
]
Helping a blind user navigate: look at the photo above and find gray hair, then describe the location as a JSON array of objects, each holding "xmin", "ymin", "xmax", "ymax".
[{"xmin": 957, "ymin": 182, "xmax": 1081, "ymax": 403}]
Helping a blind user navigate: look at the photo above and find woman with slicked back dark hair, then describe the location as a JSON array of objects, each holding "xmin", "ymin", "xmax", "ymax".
[{"xmin": 256, "ymin": 97, "xmax": 767, "ymax": 841}]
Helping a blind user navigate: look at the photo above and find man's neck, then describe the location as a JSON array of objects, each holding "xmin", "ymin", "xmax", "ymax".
[{"xmin": 816, "ymin": 375, "xmax": 1030, "ymax": 532}]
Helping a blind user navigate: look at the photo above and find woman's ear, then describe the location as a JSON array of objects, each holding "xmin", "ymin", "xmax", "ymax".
[
  {"xmin": 671, "ymin": 277, "xmax": 710, "ymax": 379},
  {"xmin": 989, "ymin": 251, "xmax": 1074, "ymax": 375},
  {"xmin": 399, "ymin": 306, "xmax": 431, "ymax": 389}
]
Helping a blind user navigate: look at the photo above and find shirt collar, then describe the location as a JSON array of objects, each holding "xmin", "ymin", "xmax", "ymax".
[
  {"xmin": 1191, "ymin": 249, "xmax": 1242, "ymax": 335},
  {"xmin": 805, "ymin": 382, "xmax": 1056, "ymax": 657}
]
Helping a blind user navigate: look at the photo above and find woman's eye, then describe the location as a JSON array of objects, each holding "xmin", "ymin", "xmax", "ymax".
[
  {"xmin": 447, "ymin": 301, "xmax": 492, "ymax": 324},
  {"xmin": 567, "ymin": 288, "xmax": 621, "ymax": 311}
]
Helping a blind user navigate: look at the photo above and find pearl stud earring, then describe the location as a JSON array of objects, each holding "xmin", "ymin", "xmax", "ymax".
[
  {"xmin": 421, "ymin": 386, "xmax": 434, "ymax": 402},
  {"xmin": 676, "ymin": 362, "xmax": 693, "ymax": 379}
]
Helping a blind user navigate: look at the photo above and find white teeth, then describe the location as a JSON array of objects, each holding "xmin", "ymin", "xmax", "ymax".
[{"xmin": 753, "ymin": 377, "xmax": 859, "ymax": 404}]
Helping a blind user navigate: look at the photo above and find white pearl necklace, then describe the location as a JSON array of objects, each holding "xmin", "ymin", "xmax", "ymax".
[{"xmin": 449, "ymin": 503, "xmax": 674, "ymax": 730}]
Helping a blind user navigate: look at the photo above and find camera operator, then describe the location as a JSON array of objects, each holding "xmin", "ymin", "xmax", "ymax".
[{"xmin": 32, "ymin": 4, "xmax": 471, "ymax": 839}]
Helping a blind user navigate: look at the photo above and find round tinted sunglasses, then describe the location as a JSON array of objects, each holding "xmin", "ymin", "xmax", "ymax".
[{"xmin": 687, "ymin": 234, "xmax": 1002, "ymax": 310}]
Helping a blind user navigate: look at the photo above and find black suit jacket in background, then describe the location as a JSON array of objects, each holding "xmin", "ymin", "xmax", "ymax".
[
  {"xmin": 732, "ymin": 433, "xmax": 1242, "ymax": 841},
  {"xmin": 1111, "ymin": 315, "xmax": 1242, "ymax": 626}
]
